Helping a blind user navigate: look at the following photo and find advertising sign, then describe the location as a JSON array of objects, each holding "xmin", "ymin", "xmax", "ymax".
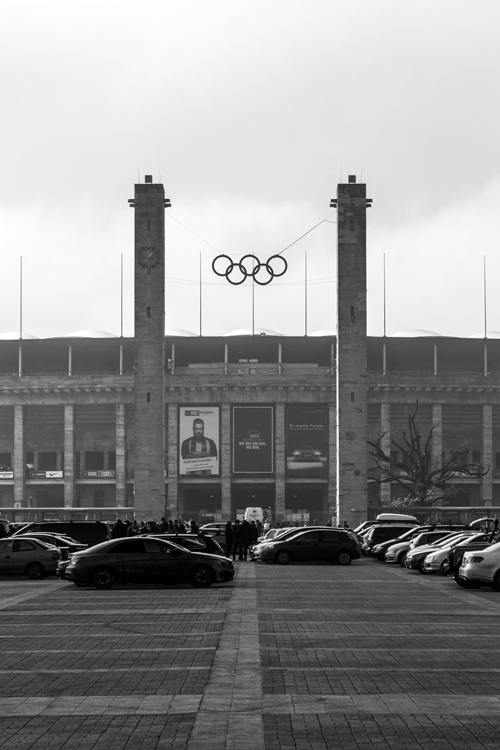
[
  {"xmin": 233, "ymin": 406, "xmax": 273, "ymax": 474},
  {"xmin": 29, "ymin": 470, "xmax": 63, "ymax": 479},
  {"xmin": 286, "ymin": 405, "xmax": 328, "ymax": 477},
  {"xmin": 0, "ymin": 471, "xmax": 13, "ymax": 479},
  {"xmin": 81, "ymin": 470, "xmax": 116, "ymax": 479},
  {"xmin": 179, "ymin": 406, "xmax": 220, "ymax": 475}
]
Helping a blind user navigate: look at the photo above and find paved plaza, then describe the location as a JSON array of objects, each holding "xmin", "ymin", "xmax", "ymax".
[{"xmin": 1, "ymin": 559, "xmax": 500, "ymax": 749}]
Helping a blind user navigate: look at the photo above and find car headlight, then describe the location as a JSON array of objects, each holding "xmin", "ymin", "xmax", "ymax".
[
  {"xmin": 265, "ymin": 544, "xmax": 275, "ymax": 550},
  {"xmin": 70, "ymin": 555, "xmax": 82, "ymax": 564},
  {"xmin": 468, "ymin": 556, "xmax": 484, "ymax": 564},
  {"xmin": 216, "ymin": 560, "xmax": 231, "ymax": 568}
]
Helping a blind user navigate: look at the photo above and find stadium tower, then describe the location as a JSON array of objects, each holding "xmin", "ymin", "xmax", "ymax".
[
  {"xmin": 131, "ymin": 176, "xmax": 168, "ymax": 520},
  {"xmin": 335, "ymin": 175, "xmax": 370, "ymax": 528}
]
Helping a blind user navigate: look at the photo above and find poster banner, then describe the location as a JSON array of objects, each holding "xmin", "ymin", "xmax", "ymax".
[
  {"xmin": 233, "ymin": 406, "xmax": 273, "ymax": 474},
  {"xmin": 179, "ymin": 406, "xmax": 220, "ymax": 476},
  {"xmin": 286, "ymin": 405, "xmax": 328, "ymax": 477}
]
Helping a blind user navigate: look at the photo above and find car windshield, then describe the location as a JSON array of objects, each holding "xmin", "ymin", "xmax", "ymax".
[{"xmin": 433, "ymin": 533, "xmax": 471, "ymax": 548}]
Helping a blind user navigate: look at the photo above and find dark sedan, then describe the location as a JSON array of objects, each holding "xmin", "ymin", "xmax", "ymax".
[
  {"xmin": 141, "ymin": 533, "xmax": 226, "ymax": 557},
  {"xmin": 64, "ymin": 537, "xmax": 234, "ymax": 589},
  {"xmin": 259, "ymin": 528, "xmax": 360, "ymax": 565}
]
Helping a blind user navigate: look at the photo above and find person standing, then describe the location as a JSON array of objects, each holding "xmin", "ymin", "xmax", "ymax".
[
  {"xmin": 224, "ymin": 521, "xmax": 233, "ymax": 557},
  {"xmin": 237, "ymin": 519, "xmax": 254, "ymax": 562},
  {"xmin": 231, "ymin": 519, "xmax": 241, "ymax": 561}
]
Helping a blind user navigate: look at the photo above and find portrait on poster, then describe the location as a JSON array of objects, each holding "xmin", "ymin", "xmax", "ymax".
[{"xmin": 179, "ymin": 406, "xmax": 220, "ymax": 476}]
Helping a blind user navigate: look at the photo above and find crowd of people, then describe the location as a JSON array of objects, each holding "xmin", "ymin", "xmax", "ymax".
[
  {"xmin": 109, "ymin": 517, "xmax": 199, "ymax": 538},
  {"xmin": 224, "ymin": 519, "xmax": 261, "ymax": 562}
]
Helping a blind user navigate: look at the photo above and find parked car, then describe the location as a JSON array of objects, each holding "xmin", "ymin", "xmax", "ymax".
[
  {"xmin": 422, "ymin": 533, "xmax": 490, "ymax": 574},
  {"xmin": 353, "ymin": 513, "xmax": 418, "ymax": 540},
  {"xmin": 445, "ymin": 537, "xmax": 494, "ymax": 583},
  {"xmin": 384, "ymin": 528, "xmax": 462, "ymax": 566},
  {"xmin": 141, "ymin": 533, "xmax": 226, "ymax": 557},
  {"xmin": 198, "ymin": 523, "xmax": 229, "ymax": 552},
  {"xmin": 0, "ymin": 537, "xmax": 61, "ymax": 578},
  {"xmin": 405, "ymin": 532, "xmax": 475, "ymax": 573},
  {"xmin": 13, "ymin": 521, "xmax": 108, "ymax": 547},
  {"xmin": 362, "ymin": 524, "xmax": 419, "ymax": 555},
  {"xmin": 250, "ymin": 526, "xmax": 331, "ymax": 561},
  {"xmin": 257, "ymin": 527, "xmax": 361, "ymax": 565},
  {"xmin": 9, "ymin": 532, "xmax": 87, "ymax": 560},
  {"xmin": 458, "ymin": 540, "xmax": 500, "ymax": 590},
  {"xmin": 64, "ymin": 537, "xmax": 234, "ymax": 589}
]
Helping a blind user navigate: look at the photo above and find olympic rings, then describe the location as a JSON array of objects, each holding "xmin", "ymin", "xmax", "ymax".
[{"xmin": 212, "ymin": 253, "xmax": 288, "ymax": 286}]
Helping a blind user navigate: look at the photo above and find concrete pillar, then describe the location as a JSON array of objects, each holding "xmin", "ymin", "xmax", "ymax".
[
  {"xmin": 431, "ymin": 404, "xmax": 442, "ymax": 467},
  {"xmin": 133, "ymin": 179, "xmax": 166, "ymax": 521},
  {"xmin": 116, "ymin": 404, "xmax": 126, "ymax": 508},
  {"xmin": 221, "ymin": 404, "xmax": 231, "ymax": 520},
  {"xmin": 167, "ymin": 404, "xmax": 178, "ymax": 518},
  {"xmin": 380, "ymin": 402, "xmax": 391, "ymax": 506},
  {"xmin": 63, "ymin": 405, "xmax": 75, "ymax": 508},
  {"xmin": 13, "ymin": 405, "xmax": 25, "ymax": 507},
  {"xmin": 328, "ymin": 403, "xmax": 336, "ymax": 522},
  {"xmin": 482, "ymin": 404, "xmax": 493, "ymax": 503},
  {"xmin": 336, "ymin": 176, "xmax": 368, "ymax": 528},
  {"xmin": 275, "ymin": 402, "xmax": 285, "ymax": 523}
]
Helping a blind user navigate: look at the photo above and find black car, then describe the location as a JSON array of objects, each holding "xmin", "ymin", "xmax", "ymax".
[
  {"xmin": 64, "ymin": 537, "xmax": 234, "ymax": 589},
  {"xmin": 259, "ymin": 528, "xmax": 360, "ymax": 565},
  {"xmin": 141, "ymin": 533, "xmax": 226, "ymax": 557},
  {"xmin": 11, "ymin": 532, "xmax": 87, "ymax": 560},
  {"xmin": 13, "ymin": 521, "xmax": 107, "ymax": 547}
]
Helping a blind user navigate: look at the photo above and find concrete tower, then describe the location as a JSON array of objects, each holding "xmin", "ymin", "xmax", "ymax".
[
  {"xmin": 335, "ymin": 176, "xmax": 369, "ymax": 528},
  {"xmin": 131, "ymin": 177, "xmax": 168, "ymax": 520}
]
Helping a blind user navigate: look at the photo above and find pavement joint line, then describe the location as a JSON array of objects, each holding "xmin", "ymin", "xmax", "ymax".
[{"xmin": 0, "ymin": 584, "xmax": 56, "ymax": 610}]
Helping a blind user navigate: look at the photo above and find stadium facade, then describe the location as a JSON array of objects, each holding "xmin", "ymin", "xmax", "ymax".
[{"xmin": 0, "ymin": 177, "xmax": 499, "ymax": 527}]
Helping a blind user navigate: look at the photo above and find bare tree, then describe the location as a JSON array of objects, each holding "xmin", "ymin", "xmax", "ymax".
[{"xmin": 368, "ymin": 402, "xmax": 489, "ymax": 507}]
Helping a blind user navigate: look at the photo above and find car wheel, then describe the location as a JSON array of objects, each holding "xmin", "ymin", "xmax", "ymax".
[
  {"xmin": 275, "ymin": 550, "xmax": 291, "ymax": 565},
  {"xmin": 492, "ymin": 571, "xmax": 500, "ymax": 592},
  {"xmin": 25, "ymin": 562, "xmax": 45, "ymax": 580},
  {"xmin": 416, "ymin": 558, "xmax": 432, "ymax": 574},
  {"xmin": 91, "ymin": 566, "xmax": 115, "ymax": 589},
  {"xmin": 439, "ymin": 562, "xmax": 448, "ymax": 576},
  {"xmin": 336, "ymin": 551, "xmax": 352, "ymax": 565},
  {"xmin": 189, "ymin": 565, "xmax": 215, "ymax": 588},
  {"xmin": 397, "ymin": 552, "xmax": 407, "ymax": 567}
]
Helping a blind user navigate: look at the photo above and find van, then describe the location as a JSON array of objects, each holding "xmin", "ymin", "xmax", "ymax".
[
  {"xmin": 244, "ymin": 507, "xmax": 264, "ymax": 523},
  {"xmin": 14, "ymin": 521, "xmax": 108, "ymax": 547},
  {"xmin": 354, "ymin": 513, "xmax": 418, "ymax": 537}
]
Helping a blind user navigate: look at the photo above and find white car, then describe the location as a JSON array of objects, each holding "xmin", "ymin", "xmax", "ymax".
[
  {"xmin": 422, "ymin": 533, "xmax": 487, "ymax": 574},
  {"xmin": 459, "ymin": 540, "xmax": 500, "ymax": 590}
]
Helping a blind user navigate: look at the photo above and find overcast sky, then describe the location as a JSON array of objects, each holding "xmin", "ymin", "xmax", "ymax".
[{"xmin": 1, "ymin": 0, "xmax": 499, "ymax": 339}]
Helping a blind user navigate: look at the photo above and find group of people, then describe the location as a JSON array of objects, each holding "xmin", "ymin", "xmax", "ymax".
[
  {"xmin": 109, "ymin": 518, "xmax": 199, "ymax": 539},
  {"xmin": 224, "ymin": 519, "xmax": 261, "ymax": 562}
]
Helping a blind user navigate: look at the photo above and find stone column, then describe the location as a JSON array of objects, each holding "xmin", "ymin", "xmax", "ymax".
[
  {"xmin": 221, "ymin": 404, "xmax": 231, "ymax": 520},
  {"xmin": 167, "ymin": 404, "xmax": 178, "ymax": 518},
  {"xmin": 275, "ymin": 403, "xmax": 285, "ymax": 523},
  {"xmin": 328, "ymin": 403, "xmax": 336, "ymax": 522},
  {"xmin": 431, "ymin": 404, "xmax": 442, "ymax": 467},
  {"xmin": 63, "ymin": 405, "xmax": 75, "ymax": 508},
  {"xmin": 482, "ymin": 404, "xmax": 493, "ymax": 503},
  {"xmin": 380, "ymin": 402, "xmax": 391, "ymax": 506},
  {"xmin": 13, "ymin": 405, "xmax": 25, "ymax": 507},
  {"xmin": 115, "ymin": 404, "xmax": 126, "ymax": 508}
]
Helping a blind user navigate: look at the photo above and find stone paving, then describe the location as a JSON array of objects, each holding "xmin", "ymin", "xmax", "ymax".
[{"xmin": 0, "ymin": 559, "xmax": 499, "ymax": 748}]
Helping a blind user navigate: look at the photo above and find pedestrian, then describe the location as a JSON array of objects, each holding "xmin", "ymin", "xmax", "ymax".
[
  {"xmin": 158, "ymin": 517, "xmax": 168, "ymax": 533},
  {"xmin": 168, "ymin": 519, "xmax": 175, "ymax": 532},
  {"xmin": 189, "ymin": 519, "xmax": 199, "ymax": 534},
  {"xmin": 127, "ymin": 520, "xmax": 139, "ymax": 536},
  {"xmin": 110, "ymin": 519, "xmax": 127, "ymax": 539},
  {"xmin": 0, "ymin": 523, "xmax": 7, "ymax": 539},
  {"xmin": 231, "ymin": 519, "xmax": 240, "ymax": 561},
  {"xmin": 224, "ymin": 520, "xmax": 233, "ymax": 556},
  {"xmin": 138, "ymin": 521, "xmax": 147, "ymax": 534},
  {"xmin": 237, "ymin": 519, "xmax": 254, "ymax": 561}
]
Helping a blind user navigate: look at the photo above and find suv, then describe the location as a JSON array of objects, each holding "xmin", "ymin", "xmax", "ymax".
[
  {"xmin": 14, "ymin": 521, "xmax": 108, "ymax": 547},
  {"xmin": 362, "ymin": 524, "xmax": 418, "ymax": 555},
  {"xmin": 259, "ymin": 527, "xmax": 360, "ymax": 566}
]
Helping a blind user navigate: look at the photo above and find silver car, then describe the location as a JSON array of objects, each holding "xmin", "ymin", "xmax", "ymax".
[{"xmin": 0, "ymin": 536, "xmax": 61, "ymax": 579}]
